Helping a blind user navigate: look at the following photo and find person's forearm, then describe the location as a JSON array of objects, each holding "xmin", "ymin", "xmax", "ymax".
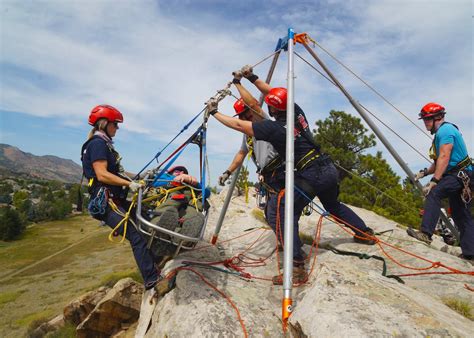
[
  {"xmin": 227, "ymin": 150, "xmax": 246, "ymax": 173},
  {"xmin": 426, "ymin": 163, "xmax": 436, "ymax": 175},
  {"xmin": 433, "ymin": 156, "xmax": 449, "ymax": 181},
  {"xmin": 253, "ymin": 79, "xmax": 272, "ymax": 95},
  {"xmin": 97, "ymin": 171, "xmax": 131, "ymax": 187},
  {"xmin": 234, "ymin": 84, "xmax": 264, "ymax": 118},
  {"xmin": 213, "ymin": 112, "xmax": 254, "ymax": 136}
]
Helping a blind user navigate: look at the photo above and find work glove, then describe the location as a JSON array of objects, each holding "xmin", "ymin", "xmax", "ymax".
[
  {"xmin": 414, "ymin": 168, "xmax": 428, "ymax": 182},
  {"xmin": 232, "ymin": 70, "xmax": 243, "ymax": 84},
  {"xmin": 241, "ymin": 64, "xmax": 259, "ymax": 83},
  {"xmin": 206, "ymin": 98, "xmax": 218, "ymax": 115},
  {"xmin": 422, "ymin": 180, "xmax": 437, "ymax": 196},
  {"xmin": 218, "ymin": 170, "xmax": 231, "ymax": 186},
  {"xmin": 129, "ymin": 181, "xmax": 144, "ymax": 193}
]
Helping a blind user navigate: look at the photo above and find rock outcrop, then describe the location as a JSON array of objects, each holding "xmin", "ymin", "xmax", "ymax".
[
  {"xmin": 143, "ymin": 192, "xmax": 473, "ymax": 337},
  {"xmin": 54, "ymin": 192, "xmax": 473, "ymax": 337},
  {"xmin": 75, "ymin": 278, "xmax": 143, "ymax": 338}
]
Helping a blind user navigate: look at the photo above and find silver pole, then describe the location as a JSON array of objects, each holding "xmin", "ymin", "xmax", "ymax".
[
  {"xmin": 283, "ymin": 28, "xmax": 295, "ymax": 302},
  {"xmin": 211, "ymin": 165, "xmax": 241, "ymax": 244},
  {"xmin": 301, "ymin": 41, "xmax": 459, "ymax": 241}
]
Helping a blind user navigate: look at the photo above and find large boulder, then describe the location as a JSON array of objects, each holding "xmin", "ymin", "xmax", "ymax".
[
  {"xmin": 76, "ymin": 278, "xmax": 143, "ymax": 338},
  {"xmin": 64, "ymin": 286, "xmax": 110, "ymax": 325}
]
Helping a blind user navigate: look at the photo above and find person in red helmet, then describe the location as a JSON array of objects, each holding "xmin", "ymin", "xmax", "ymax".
[
  {"xmin": 217, "ymin": 76, "xmax": 280, "ymax": 190},
  {"xmin": 407, "ymin": 103, "xmax": 473, "ymax": 261},
  {"xmin": 209, "ymin": 67, "xmax": 377, "ymax": 284},
  {"xmin": 81, "ymin": 104, "xmax": 161, "ymax": 290}
]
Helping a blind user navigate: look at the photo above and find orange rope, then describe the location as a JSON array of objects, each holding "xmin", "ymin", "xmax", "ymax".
[
  {"xmin": 175, "ymin": 267, "xmax": 248, "ymax": 337},
  {"xmin": 319, "ymin": 213, "xmax": 473, "ymax": 278},
  {"xmin": 192, "ymin": 227, "xmax": 264, "ymax": 251}
]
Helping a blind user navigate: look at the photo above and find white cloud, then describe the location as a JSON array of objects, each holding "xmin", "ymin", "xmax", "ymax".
[{"xmin": 0, "ymin": 0, "xmax": 471, "ymax": 182}]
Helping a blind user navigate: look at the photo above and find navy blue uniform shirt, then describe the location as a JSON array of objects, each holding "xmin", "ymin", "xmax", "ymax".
[{"xmin": 81, "ymin": 136, "xmax": 124, "ymax": 198}]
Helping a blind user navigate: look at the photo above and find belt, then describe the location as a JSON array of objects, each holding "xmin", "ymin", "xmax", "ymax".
[
  {"xmin": 446, "ymin": 156, "xmax": 473, "ymax": 175},
  {"xmin": 296, "ymin": 149, "xmax": 320, "ymax": 171},
  {"xmin": 260, "ymin": 155, "xmax": 283, "ymax": 175},
  {"xmin": 296, "ymin": 150, "xmax": 332, "ymax": 171}
]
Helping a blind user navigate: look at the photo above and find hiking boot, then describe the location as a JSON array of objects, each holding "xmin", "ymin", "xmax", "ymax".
[
  {"xmin": 272, "ymin": 265, "xmax": 308, "ymax": 285},
  {"xmin": 154, "ymin": 275, "xmax": 176, "ymax": 297},
  {"xmin": 441, "ymin": 234, "xmax": 457, "ymax": 246},
  {"xmin": 459, "ymin": 254, "xmax": 474, "ymax": 261},
  {"xmin": 406, "ymin": 228, "xmax": 432, "ymax": 244},
  {"xmin": 353, "ymin": 227, "xmax": 376, "ymax": 245}
]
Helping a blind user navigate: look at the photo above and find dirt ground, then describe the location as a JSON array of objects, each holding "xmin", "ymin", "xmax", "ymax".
[{"xmin": 0, "ymin": 215, "xmax": 138, "ymax": 337}]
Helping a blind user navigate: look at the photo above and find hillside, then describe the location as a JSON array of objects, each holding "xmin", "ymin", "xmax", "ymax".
[{"xmin": 0, "ymin": 144, "xmax": 82, "ymax": 183}]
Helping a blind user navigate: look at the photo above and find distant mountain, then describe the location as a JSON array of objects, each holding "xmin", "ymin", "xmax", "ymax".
[{"xmin": 0, "ymin": 144, "xmax": 82, "ymax": 183}]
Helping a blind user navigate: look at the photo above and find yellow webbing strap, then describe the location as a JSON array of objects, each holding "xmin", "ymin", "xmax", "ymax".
[{"xmin": 108, "ymin": 193, "xmax": 138, "ymax": 244}]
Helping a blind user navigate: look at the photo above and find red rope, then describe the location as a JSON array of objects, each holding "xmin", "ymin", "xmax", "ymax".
[{"xmin": 175, "ymin": 267, "xmax": 248, "ymax": 337}]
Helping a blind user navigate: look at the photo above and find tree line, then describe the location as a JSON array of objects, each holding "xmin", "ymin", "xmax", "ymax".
[{"xmin": 0, "ymin": 178, "xmax": 88, "ymax": 241}]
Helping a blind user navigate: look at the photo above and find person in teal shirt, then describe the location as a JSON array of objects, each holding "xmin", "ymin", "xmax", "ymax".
[{"xmin": 407, "ymin": 103, "xmax": 473, "ymax": 261}]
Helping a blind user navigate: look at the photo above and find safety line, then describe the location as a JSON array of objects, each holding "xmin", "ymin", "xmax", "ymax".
[
  {"xmin": 312, "ymin": 40, "xmax": 432, "ymax": 139},
  {"xmin": 173, "ymin": 266, "xmax": 248, "ymax": 337},
  {"xmin": 294, "ymin": 51, "xmax": 431, "ymax": 163}
]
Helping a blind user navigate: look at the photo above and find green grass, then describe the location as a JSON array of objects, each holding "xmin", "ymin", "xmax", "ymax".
[
  {"xmin": 46, "ymin": 323, "xmax": 76, "ymax": 338},
  {"xmin": 0, "ymin": 215, "xmax": 103, "ymax": 275},
  {"xmin": 15, "ymin": 309, "xmax": 55, "ymax": 327},
  {"xmin": 299, "ymin": 232, "xmax": 314, "ymax": 246},
  {"xmin": 0, "ymin": 290, "xmax": 25, "ymax": 305},
  {"xmin": 442, "ymin": 297, "xmax": 473, "ymax": 320},
  {"xmin": 250, "ymin": 208, "xmax": 266, "ymax": 224},
  {"xmin": 100, "ymin": 269, "xmax": 143, "ymax": 288}
]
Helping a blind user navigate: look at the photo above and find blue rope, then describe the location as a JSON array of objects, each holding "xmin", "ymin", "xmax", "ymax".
[
  {"xmin": 151, "ymin": 148, "xmax": 187, "ymax": 187},
  {"xmin": 201, "ymin": 128, "xmax": 207, "ymax": 207},
  {"xmin": 294, "ymin": 185, "xmax": 328, "ymax": 216},
  {"xmin": 136, "ymin": 108, "xmax": 206, "ymax": 177}
]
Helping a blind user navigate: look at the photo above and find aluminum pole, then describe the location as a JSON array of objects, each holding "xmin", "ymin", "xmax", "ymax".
[
  {"xmin": 282, "ymin": 27, "xmax": 295, "ymax": 332},
  {"xmin": 301, "ymin": 41, "xmax": 459, "ymax": 241},
  {"xmin": 211, "ymin": 165, "xmax": 241, "ymax": 244}
]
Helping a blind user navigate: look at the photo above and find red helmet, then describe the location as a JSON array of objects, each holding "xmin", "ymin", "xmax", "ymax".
[
  {"xmin": 264, "ymin": 87, "xmax": 287, "ymax": 111},
  {"xmin": 88, "ymin": 104, "xmax": 124, "ymax": 126},
  {"xmin": 233, "ymin": 99, "xmax": 248, "ymax": 115},
  {"xmin": 418, "ymin": 102, "xmax": 445, "ymax": 120}
]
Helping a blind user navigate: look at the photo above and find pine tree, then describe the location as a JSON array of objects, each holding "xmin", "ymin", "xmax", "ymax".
[{"xmin": 314, "ymin": 110, "xmax": 376, "ymax": 178}]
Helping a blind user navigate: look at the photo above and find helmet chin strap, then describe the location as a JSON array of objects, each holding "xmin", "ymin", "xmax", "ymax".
[
  {"xmin": 430, "ymin": 115, "xmax": 444, "ymax": 135},
  {"xmin": 104, "ymin": 122, "xmax": 113, "ymax": 139}
]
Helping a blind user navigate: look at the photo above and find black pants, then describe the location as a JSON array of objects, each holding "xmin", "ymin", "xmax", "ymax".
[
  {"xmin": 265, "ymin": 162, "xmax": 371, "ymax": 261},
  {"xmin": 102, "ymin": 200, "xmax": 160, "ymax": 289},
  {"xmin": 421, "ymin": 172, "xmax": 474, "ymax": 256}
]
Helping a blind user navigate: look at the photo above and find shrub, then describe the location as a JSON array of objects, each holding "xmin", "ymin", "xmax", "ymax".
[{"xmin": 0, "ymin": 206, "xmax": 26, "ymax": 240}]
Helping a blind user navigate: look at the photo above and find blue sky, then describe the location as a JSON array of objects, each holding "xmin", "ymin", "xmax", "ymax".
[{"xmin": 0, "ymin": 0, "xmax": 472, "ymax": 185}]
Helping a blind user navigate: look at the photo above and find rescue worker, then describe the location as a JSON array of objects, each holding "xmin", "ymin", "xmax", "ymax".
[
  {"xmin": 218, "ymin": 71, "xmax": 282, "ymax": 213},
  {"xmin": 407, "ymin": 103, "xmax": 473, "ymax": 261},
  {"xmin": 208, "ymin": 68, "xmax": 376, "ymax": 283},
  {"xmin": 81, "ymin": 104, "xmax": 161, "ymax": 290}
]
